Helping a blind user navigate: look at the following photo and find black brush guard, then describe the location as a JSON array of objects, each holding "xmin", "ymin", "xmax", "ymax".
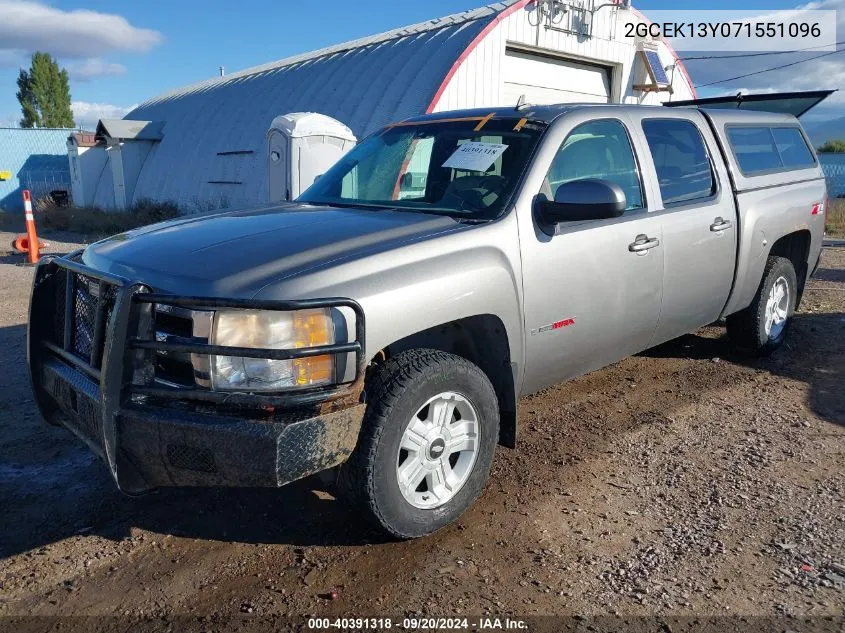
[{"xmin": 28, "ymin": 253, "xmax": 367, "ymax": 493}]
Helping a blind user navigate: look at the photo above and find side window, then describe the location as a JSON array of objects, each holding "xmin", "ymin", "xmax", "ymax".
[
  {"xmin": 726, "ymin": 127, "xmax": 783, "ymax": 174},
  {"xmin": 545, "ymin": 119, "xmax": 644, "ymax": 212},
  {"xmin": 727, "ymin": 126, "xmax": 816, "ymax": 174},
  {"xmin": 772, "ymin": 128, "xmax": 815, "ymax": 168},
  {"xmin": 642, "ymin": 119, "xmax": 717, "ymax": 206}
]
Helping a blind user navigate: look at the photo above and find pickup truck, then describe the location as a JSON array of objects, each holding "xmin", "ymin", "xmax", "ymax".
[{"xmin": 29, "ymin": 104, "xmax": 827, "ymax": 539}]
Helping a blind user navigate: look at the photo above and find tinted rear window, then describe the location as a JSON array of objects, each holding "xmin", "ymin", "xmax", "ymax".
[{"xmin": 726, "ymin": 126, "xmax": 815, "ymax": 174}]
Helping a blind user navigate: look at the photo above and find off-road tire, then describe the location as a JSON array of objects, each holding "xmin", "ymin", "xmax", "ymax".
[
  {"xmin": 337, "ymin": 349, "xmax": 499, "ymax": 539},
  {"xmin": 726, "ymin": 256, "xmax": 798, "ymax": 356}
]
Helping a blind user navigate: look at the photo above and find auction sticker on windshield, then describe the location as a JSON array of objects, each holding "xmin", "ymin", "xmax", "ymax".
[{"xmin": 443, "ymin": 142, "xmax": 508, "ymax": 172}]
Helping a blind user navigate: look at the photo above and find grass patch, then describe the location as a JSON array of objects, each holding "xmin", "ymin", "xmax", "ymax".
[
  {"xmin": 827, "ymin": 198, "xmax": 845, "ymax": 237},
  {"xmin": 1, "ymin": 198, "xmax": 180, "ymax": 239},
  {"xmin": 33, "ymin": 198, "xmax": 180, "ymax": 239}
]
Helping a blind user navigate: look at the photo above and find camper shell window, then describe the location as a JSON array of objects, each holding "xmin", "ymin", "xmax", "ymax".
[{"xmin": 726, "ymin": 125, "xmax": 816, "ymax": 176}]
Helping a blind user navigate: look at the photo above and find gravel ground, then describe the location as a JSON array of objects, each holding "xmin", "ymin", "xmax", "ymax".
[{"xmin": 0, "ymin": 229, "xmax": 843, "ymax": 626}]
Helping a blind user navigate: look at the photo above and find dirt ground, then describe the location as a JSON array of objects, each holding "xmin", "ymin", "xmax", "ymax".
[{"xmin": 0, "ymin": 229, "xmax": 843, "ymax": 626}]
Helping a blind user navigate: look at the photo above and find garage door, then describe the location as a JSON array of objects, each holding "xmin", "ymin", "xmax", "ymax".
[{"xmin": 503, "ymin": 49, "xmax": 611, "ymax": 105}]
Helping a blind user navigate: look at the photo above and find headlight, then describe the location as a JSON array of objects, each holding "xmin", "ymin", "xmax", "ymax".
[{"xmin": 211, "ymin": 309, "xmax": 335, "ymax": 391}]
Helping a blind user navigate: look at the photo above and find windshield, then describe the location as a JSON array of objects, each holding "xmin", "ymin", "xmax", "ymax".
[{"xmin": 298, "ymin": 117, "xmax": 546, "ymax": 220}]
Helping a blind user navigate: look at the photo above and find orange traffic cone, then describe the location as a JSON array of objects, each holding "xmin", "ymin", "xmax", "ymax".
[{"xmin": 12, "ymin": 190, "xmax": 44, "ymax": 264}]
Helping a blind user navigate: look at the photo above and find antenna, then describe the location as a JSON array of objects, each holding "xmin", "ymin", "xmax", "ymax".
[{"xmin": 515, "ymin": 94, "xmax": 531, "ymax": 110}]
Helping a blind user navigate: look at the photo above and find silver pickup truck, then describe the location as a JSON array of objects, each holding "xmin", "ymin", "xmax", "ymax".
[{"xmin": 29, "ymin": 104, "xmax": 827, "ymax": 539}]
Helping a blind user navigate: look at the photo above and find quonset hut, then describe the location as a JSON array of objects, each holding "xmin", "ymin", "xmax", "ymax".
[{"xmin": 80, "ymin": 0, "xmax": 696, "ymax": 210}]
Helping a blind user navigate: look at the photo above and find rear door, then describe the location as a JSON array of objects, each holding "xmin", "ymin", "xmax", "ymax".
[{"xmin": 630, "ymin": 111, "xmax": 738, "ymax": 346}]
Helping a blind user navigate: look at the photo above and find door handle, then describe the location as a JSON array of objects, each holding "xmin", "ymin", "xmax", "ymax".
[
  {"xmin": 710, "ymin": 217, "xmax": 732, "ymax": 232},
  {"xmin": 629, "ymin": 234, "xmax": 660, "ymax": 253}
]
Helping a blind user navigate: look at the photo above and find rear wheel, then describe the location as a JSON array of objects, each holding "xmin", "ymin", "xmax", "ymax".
[
  {"xmin": 338, "ymin": 349, "xmax": 499, "ymax": 539},
  {"xmin": 727, "ymin": 256, "xmax": 798, "ymax": 356}
]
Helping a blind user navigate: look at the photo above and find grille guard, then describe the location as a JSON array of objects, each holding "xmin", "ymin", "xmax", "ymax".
[{"xmin": 28, "ymin": 252, "xmax": 367, "ymax": 484}]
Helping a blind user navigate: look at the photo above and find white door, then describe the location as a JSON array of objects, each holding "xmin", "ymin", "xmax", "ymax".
[
  {"xmin": 503, "ymin": 49, "xmax": 611, "ymax": 105},
  {"xmin": 268, "ymin": 131, "xmax": 290, "ymax": 202}
]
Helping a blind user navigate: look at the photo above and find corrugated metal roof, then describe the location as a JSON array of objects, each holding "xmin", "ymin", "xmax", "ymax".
[
  {"xmin": 139, "ymin": 1, "xmax": 518, "ymax": 108},
  {"xmin": 114, "ymin": 1, "xmax": 518, "ymax": 210},
  {"xmin": 0, "ymin": 128, "xmax": 71, "ymax": 212}
]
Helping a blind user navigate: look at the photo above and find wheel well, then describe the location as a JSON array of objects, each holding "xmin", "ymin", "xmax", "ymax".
[
  {"xmin": 769, "ymin": 230, "xmax": 811, "ymax": 298},
  {"xmin": 375, "ymin": 315, "xmax": 517, "ymax": 448}
]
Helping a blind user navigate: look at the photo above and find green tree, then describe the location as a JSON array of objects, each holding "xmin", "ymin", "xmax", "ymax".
[
  {"xmin": 16, "ymin": 69, "xmax": 39, "ymax": 127},
  {"xmin": 817, "ymin": 139, "xmax": 845, "ymax": 154},
  {"xmin": 15, "ymin": 52, "xmax": 75, "ymax": 128}
]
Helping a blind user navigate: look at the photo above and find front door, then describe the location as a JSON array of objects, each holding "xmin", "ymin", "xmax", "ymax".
[{"xmin": 519, "ymin": 116, "xmax": 664, "ymax": 394}]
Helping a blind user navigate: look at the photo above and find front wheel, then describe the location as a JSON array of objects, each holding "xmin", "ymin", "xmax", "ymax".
[
  {"xmin": 726, "ymin": 256, "xmax": 798, "ymax": 356},
  {"xmin": 338, "ymin": 349, "xmax": 499, "ymax": 539}
]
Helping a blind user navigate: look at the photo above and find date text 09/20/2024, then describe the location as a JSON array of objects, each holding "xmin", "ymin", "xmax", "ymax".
[{"xmin": 307, "ymin": 617, "xmax": 528, "ymax": 630}]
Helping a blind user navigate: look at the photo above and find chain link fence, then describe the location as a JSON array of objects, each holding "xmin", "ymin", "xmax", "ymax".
[
  {"xmin": 821, "ymin": 160, "xmax": 844, "ymax": 198},
  {"xmin": 20, "ymin": 169, "xmax": 72, "ymax": 206}
]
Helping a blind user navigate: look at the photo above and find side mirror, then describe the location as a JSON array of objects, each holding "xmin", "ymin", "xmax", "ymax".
[{"xmin": 537, "ymin": 178, "xmax": 626, "ymax": 224}]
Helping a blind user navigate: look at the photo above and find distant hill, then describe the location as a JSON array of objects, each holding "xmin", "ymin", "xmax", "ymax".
[{"xmin": 805, "ymin": 116, "xmax": 845, "ymax": 149}]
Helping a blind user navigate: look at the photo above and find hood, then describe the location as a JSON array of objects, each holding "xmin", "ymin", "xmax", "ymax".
[{"xmin": 82, "ymin": 203, "xmax": 462, "ymax": 296}]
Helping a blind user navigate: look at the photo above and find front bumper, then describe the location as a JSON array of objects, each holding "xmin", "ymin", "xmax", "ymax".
[{"xmin": 28, "ymin": 254, "xmax": 366, "ymax": 494}]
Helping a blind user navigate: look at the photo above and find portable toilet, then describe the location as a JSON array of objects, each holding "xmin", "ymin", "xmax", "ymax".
[{"xmin": 267, "ymin": 112, "xmax": 356, "ymax": 202}]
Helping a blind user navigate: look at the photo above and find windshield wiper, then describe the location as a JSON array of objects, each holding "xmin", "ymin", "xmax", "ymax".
[
  {"xmin": 304, "ymin": 200, "xmax": 488, "ymax": 222},
  {"xmin": 304, "ymin": 200, "xmax": 398, "ymax": 211}
]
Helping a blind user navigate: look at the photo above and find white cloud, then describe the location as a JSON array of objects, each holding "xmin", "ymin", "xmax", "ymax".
[
  {"xmin": 0, "ymin": 1, "xmax": 162, "ymax": 59},
  {"xmin": 795, "ymin": 0, "xmax": 840, "ymax": 9},
  {"xmin": 67, "ymin": 58, "xmax": 127, "ymax": 82},
  {"xmin": 72, "ymin": 101, "xmax": 137, "ymax": 129},
  {"xmin": 681, "ymin": 0, "xmax": 845, "ymax": 120}
]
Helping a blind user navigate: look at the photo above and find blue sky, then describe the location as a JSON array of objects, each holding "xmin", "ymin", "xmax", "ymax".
[{"xmin": 0, "ymin": 0, "xmax": 842, "ymax": 128}]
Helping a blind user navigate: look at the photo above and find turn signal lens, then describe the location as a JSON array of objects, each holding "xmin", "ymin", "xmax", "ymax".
[{"xmin": 292, "ymin": 310, "xmax": 334, "ymax": 386}]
